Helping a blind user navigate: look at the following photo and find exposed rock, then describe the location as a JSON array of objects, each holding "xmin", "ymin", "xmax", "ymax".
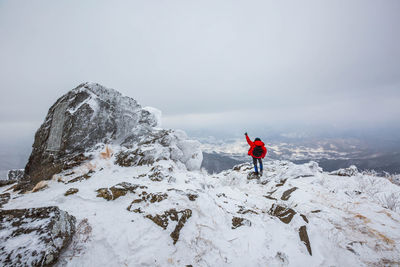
[
  {"xmin": 264, "ymin": 189, "xmax": 278, "ymax": 200},
  {"xmin": 269, "ymin": 204, "xmax": 297, "ymax": 224},
  {"xmin": 57, "ymin": 218, "xmax": 92, "ymax": 264},
  {"xmin": 300, "ymin": 214, "xmax": 309, "ymax": 223},
  {"xmin": 186, "ymin": 193, "xmax": 198, "ymax": 201},
  {"xmin": 0, "ymin": 206, "xmax": 76, "ymax": 266},
  {"xmin": 264, "ymin": 195, "xmax": 277, "ymax": 200},
  {"xmin": 148, "ymin": 166, "xmax": 172, "ymax": 182},
  {"xmin": 299, "ymin": 225, "xmax": 312, "ymax": 255},
  {"xmin": 247, "ymin": 172, "xmax": 260, "ymax": 180},
  {"xmin": 65, "ymin": 188, "xmax": 79, "ymax": 196},
  {"xmin": 281, "ymin": 187, "xmax": 298, "ymax": 201},
  {"xmin": 233, "ymin": 163, "xmax": 253, "ymax": 172},
  {"xmin": 145, "ymin": 209, "xmax": 192, "ymax": 244},
  {"xmin": 66, "ymin": 171, "xmax": 93, "ymax": 184},
  {"xmin": 127, "ymin": 192, "xmax": 168, "ymax": 210},
  {"xmin": 237, "ymin": 206, "xmax": 258, "ymax": 215},
  {"xmin": 96, "ymin": 188, "xmax": 113, "ymax": 201},
  {"xmin": 130, "ymin": 192, "xmax": 168, "ymax": 204},
  {"xmin": 0, "ymin": 193, "xmax": 10, "ymax": 208},
  {"xmin": 276, "ymin": 178, "xmax": 287, "ymax": 187},
  {"xmin": 115, "ymin": 148, "xmax": 159, "ymax": 167},
  {"xmin": 97, "ymin": 182, "xmax": 145, "ymax": 201},
  {"xmin": 166, "ymin": 188, "xmax": 198, "ymax": 201},
  {"xmin": 330, "ymin": 165, "xmax": 359, "ymax": 177},
  {"xmin": 311, "ymin": 210, "xmax": 321, "ymax": 213},
  {"xmin": 0, "ymin": 180, "xmax": 16, "ymax": 188},
  {"xmin": 24, "ymin": 83, "xmax": 157, "ymax": 187},
  {"xmin": 23, "ymin": 82, "xmax": 202, "ymax": 191},
  {"xmin": 232, "ymin": 217, "xmax": 251, "ymax": 229},
  {"xmin": 170, "ymin": 209, "xmax": 192, "ymax": 244}
]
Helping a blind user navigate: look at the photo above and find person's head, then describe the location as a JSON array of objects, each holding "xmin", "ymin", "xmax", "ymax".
[{"xmin": 255, "ymin": 137, "xmax": 261, "ymax": 141}]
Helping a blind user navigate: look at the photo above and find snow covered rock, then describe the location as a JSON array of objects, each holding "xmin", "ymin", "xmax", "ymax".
[
  {"xmin": 0, "ymin": 193, "xmax": 10, "ymax": 208},
  {"xmin": 0, "ymin": 206, "xmax": 76, "ymax": 266},
  {"xmin": 22, "ymin": 82, "xmax": 202, "ymax": 191},
  {"xmin": 7, "ymin": 169, "xmax": 24, "ymax": 181},
  {"xmin": 2, "ymin": 158, "xmax": 400, "ymax": 266},
  {"xmin": 330, "ymin": 165, "xmax": 359, "ymax": 176}
]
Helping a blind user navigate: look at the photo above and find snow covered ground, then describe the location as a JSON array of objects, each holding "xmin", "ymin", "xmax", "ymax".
[{"xmin": 2, "ymin": 145, "xmax": 400, "ymax": 266}]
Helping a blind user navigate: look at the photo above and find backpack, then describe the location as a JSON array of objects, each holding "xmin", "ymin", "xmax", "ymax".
[{"xmin": 253, "ymin": 145, "xmax": 263, "ymax": 157}]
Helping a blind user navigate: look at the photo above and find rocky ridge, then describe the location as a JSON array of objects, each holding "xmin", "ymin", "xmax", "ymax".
[{"xmin": 1, "ymin": 83, "xmax": 399, "ymax": 266}]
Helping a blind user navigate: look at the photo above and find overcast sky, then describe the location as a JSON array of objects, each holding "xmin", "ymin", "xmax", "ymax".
[{"xmin": 0, "ymin": 0, "xmax": 399, "ymax": 144}]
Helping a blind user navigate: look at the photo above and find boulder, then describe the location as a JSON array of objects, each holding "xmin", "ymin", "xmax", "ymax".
[
  {"xmin": 22, "ymin": 83, "xmax": 202, "ymax": 191},
  {"xmin": 0, "ymin": 206, "xmax": 76, "ymax": 266},
  {"xmin": 24, "ymin": 83, "xmax": 157, "ymax": 189}
]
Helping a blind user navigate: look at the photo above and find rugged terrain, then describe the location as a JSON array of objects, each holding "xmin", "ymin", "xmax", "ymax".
[{"xmin": 1, "ymin": 83, "xmax": 399, "ymax": 266}]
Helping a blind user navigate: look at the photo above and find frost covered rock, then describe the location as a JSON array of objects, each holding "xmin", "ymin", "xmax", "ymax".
[
  {"xmin": 23, "ymin": 82, "xmax": 202, "ymax": 190},
  {"xmin": 7, "ymin": 169, "xmax": 24, "ymax": 181},
  {"xmin": 0, "ymin": 206, "xmax": 76, "ymax": 267},
  {"xmin": 330, "ymin": 165, "xmax": 359, "ymax": 176}
]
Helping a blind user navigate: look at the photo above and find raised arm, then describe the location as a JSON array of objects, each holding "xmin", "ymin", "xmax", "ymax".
[{"xmin": 245, "ymin": 134, "xmax": 253, "ymax": 146}]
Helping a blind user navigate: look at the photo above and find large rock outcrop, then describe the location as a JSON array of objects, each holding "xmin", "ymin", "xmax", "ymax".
[
  {"xmin": 23, "ymin": 83, "xmax": 202, "ymax": 189},
  {"xmin": 0, "ymin": 206, "xmax": 76, "ymax": 266}
]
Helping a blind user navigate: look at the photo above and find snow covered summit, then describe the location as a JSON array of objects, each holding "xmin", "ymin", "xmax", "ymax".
[
  {"xmin": 22, "ymin": 82, "xmax": 202, "ymax": 191},
  {"xmin": 1, "ymin": 83, "xmax": 399, "ymax": 266}
]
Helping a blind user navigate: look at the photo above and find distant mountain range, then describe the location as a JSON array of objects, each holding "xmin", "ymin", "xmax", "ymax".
[{"xmin": 199, "ymin": 136, "xmax": 400, "ymax": 174}]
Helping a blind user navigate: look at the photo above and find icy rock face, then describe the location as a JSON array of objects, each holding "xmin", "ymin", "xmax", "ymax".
[
  {"xmin": 24, "ymin": 82, "xmax": 202, "ymax": 189},
  {"xmin": 0, "ymin": 206, "xmax": 76, "ymax": 267},
  {"xmin": 116, "ymin": 129, "xmax": 203, "ymax": 171}
]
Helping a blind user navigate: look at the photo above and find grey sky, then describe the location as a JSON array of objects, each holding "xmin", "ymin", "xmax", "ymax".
[{"xmin": 1, "ymin": 0, "xmax": 400, "ymax": 143}]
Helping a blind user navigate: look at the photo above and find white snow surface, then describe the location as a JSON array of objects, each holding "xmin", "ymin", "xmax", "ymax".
[{"xmin": 2, "ymin": 147, "xmax": 400, "ymax": 266}]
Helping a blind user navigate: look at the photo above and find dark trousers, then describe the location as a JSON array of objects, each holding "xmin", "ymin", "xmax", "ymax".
[{"xmin": 252, "ymin": 157, "xmax": 263, "ymax": 173}]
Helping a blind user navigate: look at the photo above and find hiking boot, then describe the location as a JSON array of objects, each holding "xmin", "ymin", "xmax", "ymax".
[
  {"xmin": 260, "ymin": 170, "xmax": 263, "ymax": 176},
  {"xmin": 255, "ymin": 171, "xmax": 259, "ymax": 176}
]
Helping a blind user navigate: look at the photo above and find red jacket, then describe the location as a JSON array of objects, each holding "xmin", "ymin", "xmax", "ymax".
[{"xmin": 246, "ymin": 135, "xmax": 267, "ymax": 159}]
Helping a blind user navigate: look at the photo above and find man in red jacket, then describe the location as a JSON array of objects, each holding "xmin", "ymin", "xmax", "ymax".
[{"xmin": 245, "ymin": 132, "xmax": 267, "ymax": 175}]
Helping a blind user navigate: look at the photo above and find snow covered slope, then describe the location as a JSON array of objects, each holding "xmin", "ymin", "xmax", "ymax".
[
  {"xmin": 2, "ymin": 151, "xmax": 400, "ymax": 266},
  {"xmin": 1, "ymin": 83, "xmax": 399, "ymax": 266}
]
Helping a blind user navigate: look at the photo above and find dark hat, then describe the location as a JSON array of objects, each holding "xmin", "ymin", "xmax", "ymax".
[{"xmin": 255, "ymin": 138, "xmax": 261, "ymax": 141}]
